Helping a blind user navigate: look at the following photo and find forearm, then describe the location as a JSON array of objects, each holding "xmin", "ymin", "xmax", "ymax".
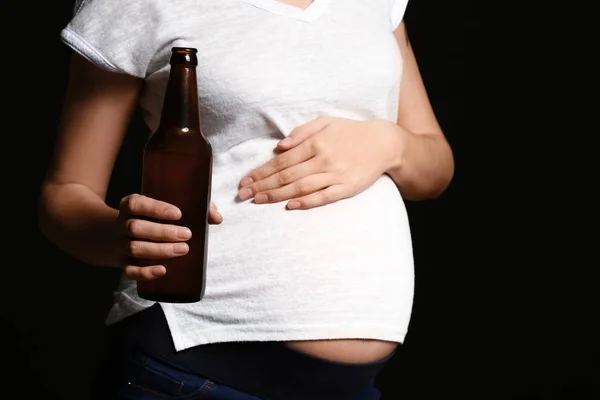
[
  {"xmin": 37, "ymin": 182, "xmax": 121, "ymax": 267},
  {"xmin": 385, "ymin": 123, "xmax": 454, "ymax": 201}
]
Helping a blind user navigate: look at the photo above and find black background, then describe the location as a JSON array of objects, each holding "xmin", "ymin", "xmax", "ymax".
[{"xmin": 8, "ymin": 0, "xmax": 597, "ymax": 398}]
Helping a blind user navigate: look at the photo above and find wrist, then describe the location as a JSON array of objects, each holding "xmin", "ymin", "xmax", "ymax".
[
  {"xmin": 39, "ymin": 182, "xmax": 121, "ymax": 267},
  {"xmin": 378, "ymin": 120, "xmax": 407, "ymax": 174}
]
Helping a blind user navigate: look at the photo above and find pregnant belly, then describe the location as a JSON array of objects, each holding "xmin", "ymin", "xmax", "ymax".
[
  {"xmin": 285, "ymin": 339, "xmax": 399, "ymax": 363},
  {"xmin": 208, "ymin": 155, "xmax": 413, "ymax": 362}
]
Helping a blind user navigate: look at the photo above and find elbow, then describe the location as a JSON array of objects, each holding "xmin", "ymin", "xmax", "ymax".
[
  {"xmin": 37, "ymin": 180, "xmax": 67, "ymax": 246},
  {"xmin": 429, "ymin": 138, "xmax": 455, "ymax": 197},
  {"xmin": 428, "ymin": 151, "xmax": 455, "ymax": 199},
  {"xmin": 402, "ymin": 174, "xmax": 452, "ymax": 201},
  {"xmin": 400, "ymin": 143, "xmax": 455, "ymax": 201},
  {"xmin": 426, "ymin": 170, "xmax": 454, "ymax": 199},
  {"xmin": 36, "ymin": 184, "xmax": 55, "ymax": 243}
]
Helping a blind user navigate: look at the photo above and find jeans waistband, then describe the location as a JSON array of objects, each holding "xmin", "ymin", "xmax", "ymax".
[{"xmin": 106, "ymin": 304, "xmax": 392, "ymax": 400}]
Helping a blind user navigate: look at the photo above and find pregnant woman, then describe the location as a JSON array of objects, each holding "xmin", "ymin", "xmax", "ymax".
[{"xmin": 39, "ymin": 0, "xmax": 454, "ymax": 399}]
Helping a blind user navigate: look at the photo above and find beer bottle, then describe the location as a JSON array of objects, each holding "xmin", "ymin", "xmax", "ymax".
[{"xmin": 137, "ymin": 47, "xmax": 212, "ymax": 303}]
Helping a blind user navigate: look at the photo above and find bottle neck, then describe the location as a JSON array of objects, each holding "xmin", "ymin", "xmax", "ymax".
[{"xmin": 157, "ymin": 64, "xmax": 200, "ymax": 132}]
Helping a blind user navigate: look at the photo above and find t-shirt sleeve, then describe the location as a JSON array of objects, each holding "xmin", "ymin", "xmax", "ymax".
[
  {"xmin": 60, "ymin": 0, "xmax": 166, "ymax": 78},
  {"xmin": 390, "ymin": 0, "xmax": 409, "ymax": 31}
]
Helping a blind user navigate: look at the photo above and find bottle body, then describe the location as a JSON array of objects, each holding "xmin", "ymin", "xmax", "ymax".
[{"xmin": 137, "ymin": 48, "xmax": 212, "ymax": 303}]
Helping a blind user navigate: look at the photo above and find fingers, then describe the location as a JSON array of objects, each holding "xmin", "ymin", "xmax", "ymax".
[
  {"xmin": 238, "ymin": 159, "xmax": 321, "ymax": 201},
  {"xmin": 123, "ymin": 218, "xmax": 192, "ymax": 241},
  {"xmin": 120, "ymin": 194, "xmax": 182, "ymax": 220},
  {"xmin": 208, "ymin": 202, "xmax": 223, "ymax": 224},
  {"xmin": 119, "ymin": 241, "xmax": 187, "ymax": 281},
  {"xmin": 208, "ymin": 209, "xmax": 223, "ymax": 224},
  {"xmin": 124, "ymin": 240, "xmax": 189, "ymax": 260},
  {"xmin": 123, "ymin": 265, "xmax": 166, "ymax": 281},
  {"xmin": 121, "ymin": 195, "xmax": 222, "ymax": 227},
  {"xmin": 251, "ymin": 173, "xmax": 335, "ymax": 204},
  {"xmin": 117, "ymin": 198, "xmax": 223, "ymax": 282},
  {"xmin": 241, "ymin": 141, "xmax": 315, "ymax": 184},
  {"xmin": 277, "ymin": 116, "xmax": 334, "ymax": 149},
  {"xmin": 287, "ymin": 185, "xmax": 347, "ymax": 210}
]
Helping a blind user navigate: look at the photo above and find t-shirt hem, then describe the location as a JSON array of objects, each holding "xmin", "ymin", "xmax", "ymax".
[{"xmin": 163, "ymin": 312, "xmax": 408, "ymax": 351}]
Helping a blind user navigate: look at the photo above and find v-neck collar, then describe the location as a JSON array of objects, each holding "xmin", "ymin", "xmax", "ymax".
[{"xmin": 241, "ymin": 0, "xmax": 329, "ymax": 22}]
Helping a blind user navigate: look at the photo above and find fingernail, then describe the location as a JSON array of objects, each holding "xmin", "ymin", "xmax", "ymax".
[
  {"xmin": 239, "ymin": 188, "xmax": 253, "ymax": 200},
  {"xmin": 173, "ymin": 243, "xmax": 189, "ymax": 254},
  {"xmin": 152, "ymin": 266, "xmax": 165, "ymax": 277},
  {"xmin": 279, "ymin": 137, "xmax": 293, "ymax": 146},
  {"xmin": 177, "ymin": 228, "xmax": 192, "ymax": 239},
  {"xmin": 254, "ymin": 193, "xmax": 268, "ymax": 203},
  {"xmin": 240, "ymin": 176, "xmax": 254, "ymax": 187},
  {"xmin": 165, "ymin": 209, "xmax": 181, "ymax": 219},
  {"xmin": 287, "ymin": 201, "xmax": 301, "ymax": 209}
]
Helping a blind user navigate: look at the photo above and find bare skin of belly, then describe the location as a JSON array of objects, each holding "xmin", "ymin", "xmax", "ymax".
[{"xmin": 285, "ymin": 339, "xmax": 399, "ymax": 363}]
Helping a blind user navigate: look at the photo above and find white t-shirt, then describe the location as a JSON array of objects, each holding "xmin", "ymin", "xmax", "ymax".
[{"xmin": 62, "ymin": 0, "xmax": 414, "ymax": 352}]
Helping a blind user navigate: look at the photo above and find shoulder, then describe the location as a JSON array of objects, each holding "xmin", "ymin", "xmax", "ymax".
[
  {"xmin": 68, "ymin": 0, "xmax": 173, "ymax": 24},
  {"xmin": 354, "ymin": 0, "xmax": 410, "ymax": 30},
  {"xmin": 62, "ymin": 0, "xmax": 191, "ymax": 78}
]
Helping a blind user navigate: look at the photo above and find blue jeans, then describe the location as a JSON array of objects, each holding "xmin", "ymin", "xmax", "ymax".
[
  {"xmin": 113, "ymin": 348, "xmax": 381, "ymax": 400},
  {"xmin": 103, "ymin": 304, "xmax": 387, "ymax": 400}
]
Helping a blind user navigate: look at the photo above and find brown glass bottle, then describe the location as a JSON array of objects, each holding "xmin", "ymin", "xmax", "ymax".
[{"xmin": 137, "ymin": 47, "xmax": 212, "ymax": 303}]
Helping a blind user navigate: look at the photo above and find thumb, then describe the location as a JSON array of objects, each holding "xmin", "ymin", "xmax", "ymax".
[
  {"xmin": 277, "ymin": 116, "xmax": 334, "ymax": 149},
  {"xmin": 208, "ymin": 202, "xmax": 223, "ymax": 225}
]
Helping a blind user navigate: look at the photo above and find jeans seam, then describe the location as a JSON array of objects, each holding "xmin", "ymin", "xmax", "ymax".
[{"xmin": 199, "ymin": 379, "xmax": 215, "ymax": 394}]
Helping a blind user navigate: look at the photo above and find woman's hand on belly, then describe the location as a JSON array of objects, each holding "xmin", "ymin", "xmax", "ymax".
[{"xmin": 237, "ymin": 117, "xmax": 402, "ymax": 210}]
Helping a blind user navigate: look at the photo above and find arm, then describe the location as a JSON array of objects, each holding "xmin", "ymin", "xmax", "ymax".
[
  {"xmin": 38, "ymin": 53, "xmax": 142, "ymax": 267},
  {"xmin": 236, "ymin": 21, "xmax": 455, "ymax": 208},
  {"xmin": 385, "ymin": 21, "xmax": 455, "ymax": 200}
]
